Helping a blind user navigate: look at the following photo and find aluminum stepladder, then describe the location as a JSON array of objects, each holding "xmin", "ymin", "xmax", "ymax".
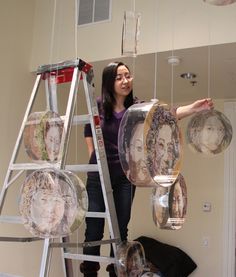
[{"xmin": 0, "ymin": 59, "xmax": 121, "ymax": 277}]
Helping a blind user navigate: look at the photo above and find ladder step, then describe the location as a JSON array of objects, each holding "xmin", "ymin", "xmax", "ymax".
[
  {"xmin": 50, "ymin": 238, "xmax": 119, "ymax": 249},
  {"xmin": 65, "ymin": 164, "xmax": 99, "ymax": 172},
  {"xmin": 0, "ymin": 236, "xmax": 42, "ymax": 242},
  {"xmin": 10, "ymin": 163, "xmax": 98, "ymax": 172},
  {"xmin": 10, "ymin": 163, "xmax": 59, "ymax": 171},
  {"xmin": 0, "ymin": 213, "xmax": 109, "ymax": 224},
  {"xmin": 73, "ymin": 114, "xmax": 90, "ymax": 125},
  {"xmin": 86, "ymin": 212, "xmax": 108, "ymax": 218},
  {"xmin": 63, "ymin": 253, "xmax": 115, "ymax": 264},
  {"xmin": 0, "ymin": 273, "xmax": 23, "ymax": 277},
  {"xmin": 0, "ymin": 216, "xmax": 22, "ymax": 224},
  {"xmin": 61, "ymin": 114, "xmax": 91, "ymax": 125}
]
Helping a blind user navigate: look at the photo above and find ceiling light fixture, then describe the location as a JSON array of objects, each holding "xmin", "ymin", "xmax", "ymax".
[
  {"xmin": 167, "ymin": 56, "xmax": 181, "ymax": 66},
  {"xmin": 180, "ymin": 72, "xmax": 197, "ymax": 79}
]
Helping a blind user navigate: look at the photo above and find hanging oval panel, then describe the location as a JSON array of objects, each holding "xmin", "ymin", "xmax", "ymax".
[
  {"xmin": 186, "ymin": 109, "xmax": 232, "ymax": 156},
  {"xmin": 23, "ymin": 111, "xmax": 64, "ymax": 162},
  {"xmin": 144, "ymin": 102, "xmax": 183, "ymax": 186},
  {"xmin": 116, "ymin": 240, "xmax": 146, "ymax": 277},
  {"xmin": 152, "ymin": 173, "xmax": 187, "ymax": 230},
  {"xmin": 118, "ymin": 101, "xmax": 156, "ymax": 187},
  {"xmin": 19, "ymin": 168, "xmax": 88, "ymax": 238}
]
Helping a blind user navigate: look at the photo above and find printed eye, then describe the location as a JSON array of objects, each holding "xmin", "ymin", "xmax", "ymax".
[
  {"xmin": 136, "ymin": 146, "xmax": 142, "ymax": 152},
  {"xmin": 157, "ymin": 142, "xmax": 164, "ymax": 149}
]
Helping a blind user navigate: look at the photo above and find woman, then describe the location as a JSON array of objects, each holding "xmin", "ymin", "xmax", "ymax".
[{"xmin": 80, "ymin": 61, "xmax": 213, "ymax": 277}]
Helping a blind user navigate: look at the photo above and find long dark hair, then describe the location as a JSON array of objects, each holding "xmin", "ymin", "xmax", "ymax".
[{"xmin": 102, "ymin": 61, "xmax": 134, "ymax": 121}]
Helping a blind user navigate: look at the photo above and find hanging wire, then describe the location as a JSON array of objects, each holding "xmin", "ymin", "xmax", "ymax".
[
  {"xmin": 132, "ymin": 0, "xmax": 136, "ymax": 12},
  {"xmin": 153, "ymin": 52, "xmax": 158, "ymax": 100},
  {"xmin": 170, "ymin": 4, "xmax": 175, "ymax": 108},
  {"xmin": 74, "ymin": 0, "xmax": 78, "ymax": 59},
  {"xmin": 153, "ymin": 0, "xmax": 159, "ymax": 101},
  {"xmin": 207, "ymin": 43, "xmax": 211, "ymax": 99},
  {"xmin": 207, "ymin": 7, "xmax": 212, "ymax": 99},
  {"xmin": 49, "ymin": 0, "xmax": 57, "ymax": 66}
]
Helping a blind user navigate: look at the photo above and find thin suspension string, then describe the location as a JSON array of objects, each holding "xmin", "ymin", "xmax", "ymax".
[
  {"xmin": 132, "ymin": 0, "xmax": 136, "ymax": 12},
  {"xmin": 207, "ymin": 43, "xmax": 211, "ymax": 99},
  {"xmin": 207, "ymin": 8, "xmax": 211, "ymax": 99},
  {"xmin": 153, "ymin": 0, "xmax": 159, "ymax": 101},
  {"xmin": 74, "ymin": 0, "xmax": 78, "ymax": 59},
  {"xmin": 153, "ymin": 52, "xmax": 158, "ymax": 100},
  {"xmin": 49, "ymin": 0, "xmax": 57, "ymax": 66},
  {"xmin": 170, "ymin": 4, "xmax": 175, "ymax": 107}
]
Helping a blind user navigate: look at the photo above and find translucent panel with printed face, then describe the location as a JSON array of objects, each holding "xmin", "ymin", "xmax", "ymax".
[
  {"xmin": 116, "ymin": 241, "xmax": 145, "ymax": 277},
  {"xmin": 151, "ymin": 185, "xmax": 169, "ymax": 228},
  {"xmin": 186, "ymin": 110, "xmax": 232, "ymax": 156},
  {"xmin": 203, "ymin": 0, "xmax": 236, "ymax": 5},
  {"xmin": 19, "ymin": 168, "xmax": 88, "ymax": 238},
  {"xmin": 118, "ymin": 102, "xmax": 156, "ymax": 187},
  {"xmin": 144, "ymin": 102, "xmax": 183, "ymax": 186},
  {"xmin": 152, "ymin": 173, "xmax": 187, "ymax": 230},
  {"xmin": 23, "ymin": 111, "xmax": 64, "ymax": 162}
]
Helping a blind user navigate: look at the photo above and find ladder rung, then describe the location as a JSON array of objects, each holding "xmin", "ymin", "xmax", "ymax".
[
  {"xmin": 0, "ymin": 273, "xmax": 23, "ymax": 277},
  {"xmin": 50, "ymin": 238, "xmax": 119, "ymax": 249},
  {"xmin": 10, "ymin": 163, "xmax": 60, "ymax": 171},
  {"xmin": 0, "ymin": 236, "xmax": 42, "ymax": 242},
  {"xmin": 0, "ymin": 216, "xmax": 22, "ymax": 224},
  {"xmin": 9, "ymin": 163, "xmax": 98, "ymax": 172},
  {"xmin": 61, "ymin": 114, "xmax": 90, "ymax": 125},
  {"xmin": 73, "ymin": 114, "xmax": 90, "ymax": 125},
  {"xmin": 65, "ymin": 164, "xmax": 98, "ymax": 172},
  {"xmin": 86, "ymin": 212, "xmax": 108, "ymax": 218},
  {"xmin": 63, "ymin": 253, "xmax": 115, "ymax": 264}
]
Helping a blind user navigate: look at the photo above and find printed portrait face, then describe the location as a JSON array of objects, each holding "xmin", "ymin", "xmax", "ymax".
[
  {"xmin": 30, "ymin": 190, "xmax": 65, "ymax": 232},
  {"xmin": 23, "ymin": 111, "xmax": 64, "ymax": 162},
  {"xmin": 144, "ymin": 103, "xmax": 182, "ymax": 186},
  {"xmin": 186, "ymin": 110, "xmax": 232, "ymax": 155},
  {"xmin": 118, "ymin": 102, "xmax": 156, "ymax": 187},
  {"xmin": 44, "ymin": 123, "xmax": 62, "ymax": 161},
  {"xmin": 171, "ymin": 182, "xmax": 184, "ymax": 218},
  {"xmin": 199, "ymin": 116, "xmax": 224, "ymax": 153},
  {"xmin": 168, "ymin": 174, "xmax": 187, "ymax": 228},
  {"xmin": 128, "ymin": 123, "xmax": 154, "ymax": 186},
  {"xmin": 116, "ymin": 241, "xmax": 145, "ymax": 277},
  {"xmin": 19, "ymin": 169, "xmax": 86, "ymax": 238},
  {"xmin": 155, "ymin": 124, "xmax": 174, "ymax": 175}
]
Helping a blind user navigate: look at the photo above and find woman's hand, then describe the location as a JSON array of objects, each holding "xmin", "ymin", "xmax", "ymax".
[{"xmin": 176, "ymin": 98, "xmax": 214, "ymax": 120}]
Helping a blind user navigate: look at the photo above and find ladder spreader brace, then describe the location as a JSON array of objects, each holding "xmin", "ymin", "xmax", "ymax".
[{"xmin": 0, "ymin": 58, "xmax": 121, "ymax": 277}]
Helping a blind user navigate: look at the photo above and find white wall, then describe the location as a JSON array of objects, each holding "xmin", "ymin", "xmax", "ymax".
[
  {"xmin": 0, "ymin": 1, "xmax": 65, "ymax": 276},
  {"xmin": 30, "ymin": 0, "xmax": 236, "ymax": 68}
]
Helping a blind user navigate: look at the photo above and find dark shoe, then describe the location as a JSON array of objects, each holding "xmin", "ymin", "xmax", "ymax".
[
  {"xmin": 80, "ymin": 261, "xmax": 100, "ymax": 276},
  {"xmin": 83, "ymin": 274, "xmax": 98, "ymax": 277},
  {"xmin": 106, "ymin": 264, "xmax": 117, "ymax": 277}
]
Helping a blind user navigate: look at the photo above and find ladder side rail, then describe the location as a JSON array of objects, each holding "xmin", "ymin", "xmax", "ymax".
[
  {"xmin": 39, "ymin": 238, "xmax": 52, "ymax": 277},
  {"xmin": 82, "ymin": 71, "xmax": 121, "ymax": 254},
  {"xmin": 59, "ymin": 67, "xmax": 81, "ymax": 168},
  {"xmin": 0, "ymin": 74, "xmax": 42, "ymax": 213},
  {"xmin": 40, "ymin": 67, "xmax": 81, "ymax": 277}
]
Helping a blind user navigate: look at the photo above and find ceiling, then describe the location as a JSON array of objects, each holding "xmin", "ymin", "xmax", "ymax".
[{"xmin": 92, "ymin": 42, "xmax": 236, "ymax": 104}]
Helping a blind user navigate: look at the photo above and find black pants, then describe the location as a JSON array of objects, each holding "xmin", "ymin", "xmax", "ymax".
[{"xmin": 80, "ymin": 174, "xmax": 135, "ymax": 275}]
